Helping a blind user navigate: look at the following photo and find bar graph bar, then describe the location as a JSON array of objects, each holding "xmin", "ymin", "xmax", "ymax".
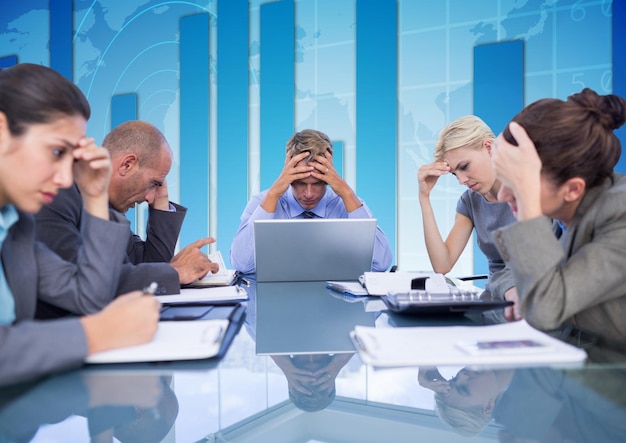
[
  {"xmin": 180, "ymin": 13, "xmax": 210, "ymax": 248},
  {"xmin": 474, "ymin": 41, "xmax": 524, "ymax": 135},
  {"xmin": 0, "ymin": 56, "xmax": 17, "ymax": 68},
  {"xmin": 260, "ymin": 0, "xmax": 294, "ymax": 190},
  {"xmin": 49, "ymin": 0, "xmax": 72, "ymax": 80},
  {"xmin": 331, "ymin": 141, "xmax": 344, "ymax": 178},
  {"xmin": 356, "ymin": 0, "xmax": 398, "ymax": 266},
  {"xmin": 473, "ymin": 40, "xmax": 524, "ymax": 276},
  {"xmin": 111, "ymin": 93, "xmax": 139, "ymax": 232},
  {"xmin": 111, "ymin": 93, "xmax": 138, "ymax": 128},
  {"xmin": 217, "ymin": 0, "xmax": 248, "ymax": 267},
  {"xmin": 613, "ymin": 1, "xmax": 626, "ymax": 173}
]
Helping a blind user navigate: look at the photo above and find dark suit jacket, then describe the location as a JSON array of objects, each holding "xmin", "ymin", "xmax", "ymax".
[
  {"xmin": 35, "ymin": 185, "xmax": 185, "ymax": 310},
  {"xmin": 0, "ymin": 210, "xmax": 128, "ymax": 386}
]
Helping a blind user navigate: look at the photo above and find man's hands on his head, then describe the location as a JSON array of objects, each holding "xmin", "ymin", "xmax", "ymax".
[
  {"xmin": 169, "ymin": 237, "xmax": 219, "ymax": 284},
  {"xmin": 260, "ymin": 149, "xmax": 362, "ymax": 214},
  {"xmin": 261, "ymin": 152, "xmax": 314, "ymax": 213},
  {"xmin": 310, "ymin": 151, "xmax": 362, "ymax": 212},
  {"xmin": 150, "ymin": 179, "xmax": 171, "ymax": 211}
]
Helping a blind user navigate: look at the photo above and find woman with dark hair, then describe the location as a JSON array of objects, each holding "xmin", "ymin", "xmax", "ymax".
[
  {"xmin": 492, "ymin": 88, "xmax": 626, "ymax": 346},
  {"xmin": 0, "ymin": 63, "xmax": 160, "ymax": 386}
]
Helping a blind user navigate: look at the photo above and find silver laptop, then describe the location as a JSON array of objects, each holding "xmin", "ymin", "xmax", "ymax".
[{"xmin": 254, "ymin": 218, "xmax": 377, "ymax": 282}]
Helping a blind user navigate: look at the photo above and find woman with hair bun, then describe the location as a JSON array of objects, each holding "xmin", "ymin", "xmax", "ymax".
[{"xmin": 492, "ymin": 88, "xmax": 626, "ymax": 347}]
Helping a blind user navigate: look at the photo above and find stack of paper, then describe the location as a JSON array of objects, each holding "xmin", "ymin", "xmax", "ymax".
[{"xmin": 351, "ymin": 320, "xmax": 587, "ymax": 368}]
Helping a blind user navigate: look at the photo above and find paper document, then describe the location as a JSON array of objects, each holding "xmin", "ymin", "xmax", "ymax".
[
  {"xmin": 351, "ymin": 320, "xmax": 587, "ymax": 368},
  {"xmin": 86, "ymin": 319, "xmax": 229, "ymax": 363},
  {"xmin": 361, "ymin": 271, "xmax": 432, "ymax": 296},
  {"xmin": 189, "ymin": 251, "xmax": 237, "ymax": 286},
  {"xmin": 156, "ymin": 286, "xmax": 248, "ymax": 304}
]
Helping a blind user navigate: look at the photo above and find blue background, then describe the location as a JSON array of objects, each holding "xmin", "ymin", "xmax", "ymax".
[{"xmin": 0, "ymin": 0, "xmax": 618, "ymax": 276}]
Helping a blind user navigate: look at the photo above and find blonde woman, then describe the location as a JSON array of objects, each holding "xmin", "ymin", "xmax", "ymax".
[{"xmin": 418, "ymin": 116, "xmax": 519, "ymax": 320}]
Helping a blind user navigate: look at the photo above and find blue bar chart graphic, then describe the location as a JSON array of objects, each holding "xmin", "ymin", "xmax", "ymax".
[
  {"xmin": 473, "ymin": 40, "xmax": 524, "ymax": 276},
  {"xmin": 1, "ymin": 0, "xmax": 615, "ymax": 272},
  {"xmin": 111, "ymin": 92, "xmax": 139, "ymax": 232},
  {"xmin": 180, "ymin": 13, "xmax": 210, "ymax": 249},
  {"xmin": 49, "ymin": 0, "xmax": 72, "ymax": 80},
  {"xmin": 217, "ymin": 0, "xmax": 249, "ymax": 260},
  {"xmin": 260, "ymin": 0, "xmax": 295, "ymax": 191},
  {"xmin": 356, "ymin": 0, "xmax": 398, "ymax": 262}
]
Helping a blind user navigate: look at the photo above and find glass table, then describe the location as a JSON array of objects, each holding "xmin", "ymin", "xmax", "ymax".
[{"xmin": 1, "ymin": 278, "xmax": 625, "ymax": 442}]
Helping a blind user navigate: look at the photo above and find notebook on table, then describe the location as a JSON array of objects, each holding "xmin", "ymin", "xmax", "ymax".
[
  {"xmin": 85, "ymin": 303, "xmax": 246, "ymax": 364},
  {"xmin": 351, "ymin": 320, "xmax": 588, "ymax": 368},
  {"xmin": 254, "ymin": 218, "xmax": 377, "ymax": 282}
]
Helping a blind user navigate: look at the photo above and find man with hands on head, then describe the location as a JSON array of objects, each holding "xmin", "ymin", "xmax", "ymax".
[
  {"xmin": 230, "ymin": 129, "xmax": 392, "ymax": 274},
  {"xmin": 36, "ymin": 120, "xmax": 218, "ymax": 311}
]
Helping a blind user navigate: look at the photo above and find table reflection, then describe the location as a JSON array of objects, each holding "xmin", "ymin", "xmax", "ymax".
[
  {"xmin": 270, "ymin": 353, "xmax": 354, "ymax": 412},
  {"xmin": 1, "ymin": 275, "xmax": 625, "ymax": 441},
  {"xmin": 418, "ymin": 364, "xmax": 626, "ymax": 441},
  {"xmin": 0, "ymin": 371, "xmax": 178, "ymax": 442},
  {"xmin": 243, "ymin": 274, "xmax": 365, "ymax": 412},
  {"xmin": 249, "ymin": 278, "xmax": 376, "ymax": 355}
]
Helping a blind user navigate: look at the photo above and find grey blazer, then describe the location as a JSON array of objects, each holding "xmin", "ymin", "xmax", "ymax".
[
  {"xmin": 35, "ymin": 184, "xmax": 184, "ymax": 303},
  {"xmin": 493, "ymin": 173, "xmax": 626, "ymax": 347},
  {"xmin": 0, "ymin": 210, "xmax": 128, "ymax": 386}
]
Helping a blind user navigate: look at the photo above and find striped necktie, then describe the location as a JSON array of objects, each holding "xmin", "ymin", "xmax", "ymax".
[{"xmin": 302, "ymin": 211, "xmax": 315, "ymax": 219}]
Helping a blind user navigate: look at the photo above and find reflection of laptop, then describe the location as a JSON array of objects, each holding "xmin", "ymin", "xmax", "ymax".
[
  {"xmin": 254, "ymin": 219, "xmax": 376, "ymax": 282},
  {"xmin": 255, "ymin": 281, "xmax": 375, "ymax": 355}
]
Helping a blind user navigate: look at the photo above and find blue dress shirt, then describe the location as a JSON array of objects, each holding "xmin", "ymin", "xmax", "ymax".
[{"xmin": 230, "ymin": 186, "xmax": 392, "ymax": 273}]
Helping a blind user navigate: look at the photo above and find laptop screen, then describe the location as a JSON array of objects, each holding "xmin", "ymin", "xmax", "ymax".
[{"xmin": 254, "ymin": 218, "xmax": 377, "ymax": 282}]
